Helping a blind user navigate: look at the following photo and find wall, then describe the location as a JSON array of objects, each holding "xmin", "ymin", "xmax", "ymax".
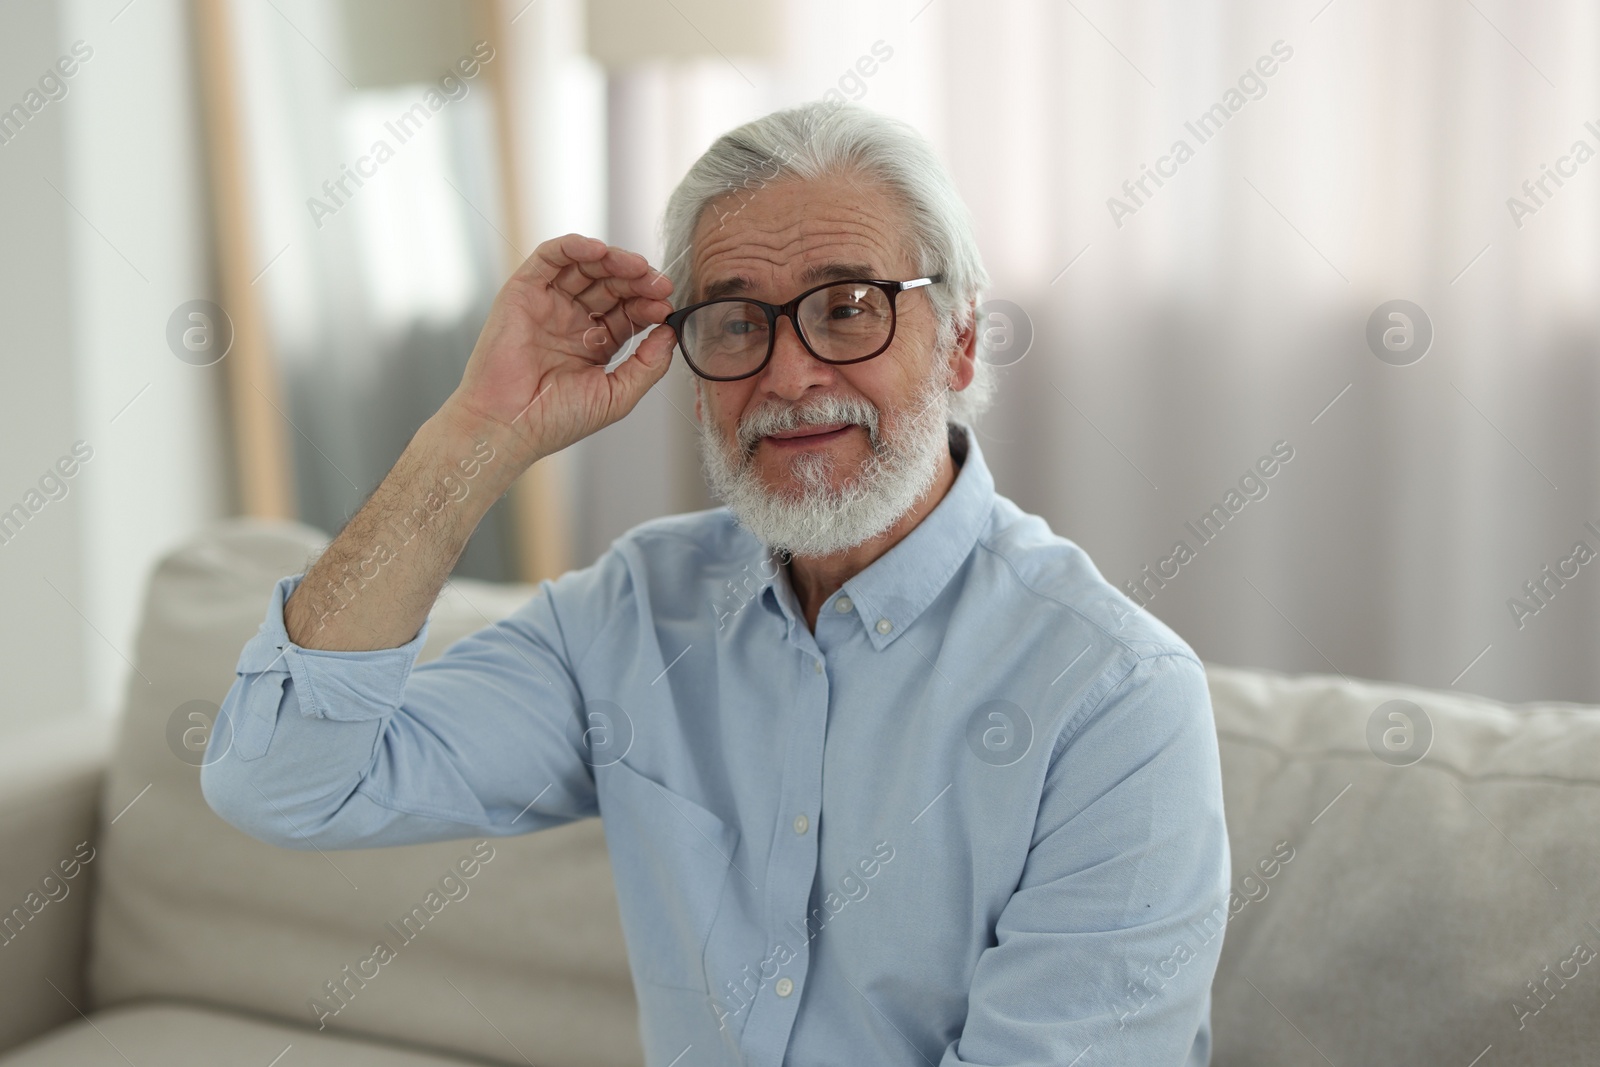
[{"xmin": 0, "ymin": 0, "xmax": 229, "ymax": 734}]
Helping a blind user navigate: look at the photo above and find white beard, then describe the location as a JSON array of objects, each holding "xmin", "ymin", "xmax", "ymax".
[{"xmin": 698, "ymin": 373, "xmax": 952, "ymax": 559}]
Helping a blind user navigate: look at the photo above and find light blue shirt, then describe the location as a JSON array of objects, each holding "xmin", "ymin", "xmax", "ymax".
[{"xmin": 203, "ymin": 422, "xmax": 1230, "ymax": 1067}]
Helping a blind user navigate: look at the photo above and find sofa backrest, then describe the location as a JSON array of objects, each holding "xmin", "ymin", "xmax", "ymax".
[
  {"xmin": 1205, "ymin": 663, "xmax": 1600, "ymax": 1064},
  {"xmin": 88, "ymin": 519, "xmax": 642, "ymax": 1067},
  {"xmin": 89, "ymin": 520, "xmax": 1600, "ymax": 1065}
]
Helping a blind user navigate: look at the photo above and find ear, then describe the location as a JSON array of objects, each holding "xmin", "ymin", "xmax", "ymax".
[{"xmin": 945, "ymin": 302, "xmax": 978, "ymax": 394}]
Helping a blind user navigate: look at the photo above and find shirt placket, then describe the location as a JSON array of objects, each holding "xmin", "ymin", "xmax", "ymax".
[{"xmin": 738, "ymin": 597, "xmax": 839, "ymax": 1066}]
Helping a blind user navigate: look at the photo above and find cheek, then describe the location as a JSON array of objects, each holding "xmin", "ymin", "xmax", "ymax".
[
  {"xmin": 887, "ymin": 313, "xmax": 937, "ymax": 368},
  {"xmin": 860, "ymin": 351, "xmax": 923, "ymax": 413},
  {"xmin": 708, "ymin": 383, "xmax": 753, "ymax": 440}
]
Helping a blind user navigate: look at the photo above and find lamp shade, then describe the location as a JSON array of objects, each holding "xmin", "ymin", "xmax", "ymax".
[{"xmin": 586, "ymin": 0, "xmax": 779, "ymax": 68}]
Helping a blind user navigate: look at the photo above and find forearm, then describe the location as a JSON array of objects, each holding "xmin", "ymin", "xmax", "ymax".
[
  {"xmin": 204, "ymin": 537, "xmax": 603, "ymax": 851},
  {"xmin": 284, "ymin": 405, "xmax": 527, "ymax": 651}
]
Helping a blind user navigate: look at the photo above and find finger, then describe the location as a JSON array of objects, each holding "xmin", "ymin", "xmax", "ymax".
[
  {"xmin": 545, "ymin": 244, "xmax": 663, "ymax": 300},
  {"xmin": 608, "ymin": 324, "xmax": 676, "ymax": 408},
  {"xmin": 569, "ymin": 273, "xmax": 630, "ymax": 315},
  {"xmin": 550, "ymin": 261, "xmax": 671, "ymax": 310},
  {"xmin": 519, "ymin": 233, "xmax": 608, "ymax": 288},
  {"xmin": 622, "ymin": 262, "xmax": 673, "ymax": 298},
  {"xmin": 570, "ymin": 275, "xmax": 674, "ymax": 319},
  {"xmin": 578, "ymin": 296, "xmax": 668, "ymax": 360},
  {"xmin": 620, "ymin": 295, "xmax": 674, "ymax": 325},
  {"xmin": 548, "ymin": 261, "xmax": 606, "ymax": 300},
  {"xmin": 576, "ymin": 305, "xmax": 624, "ymax": 359},
  {"xmin": 598, "ymin": 243, "xmax": 654, "ymax": 277},
  {"xmin": 607, "ymin": 296, "xmax": 674, "ymax": 340}
]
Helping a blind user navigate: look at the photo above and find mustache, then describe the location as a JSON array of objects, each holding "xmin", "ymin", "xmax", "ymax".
[{"xmin": 735, "ymin": 394, "xmax": 880, "ymax": 456}]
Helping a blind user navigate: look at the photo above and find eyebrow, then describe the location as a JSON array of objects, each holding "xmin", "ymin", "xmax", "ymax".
[{"xmin": 698, "ymin": 262, "xmax": 881, "ymax": 302}]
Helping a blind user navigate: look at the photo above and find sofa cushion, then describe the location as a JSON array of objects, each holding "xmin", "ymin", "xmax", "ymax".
[
  {"xmin": 1206, "ymin": 663, "xmax": 1600, "ymax": 1066},
  {"xmin": 0, "ymin": 1003, "xmax": 486, "ymax": 1066},
  {"xmin": 86, "ymin": 519, "xmax": 641, "ymax": 1067}
]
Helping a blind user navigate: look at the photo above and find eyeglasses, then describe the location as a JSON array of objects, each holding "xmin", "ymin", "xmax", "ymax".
[{"xmin": 664, "ymin": 275, "xmax": 943, "ymax": 382}]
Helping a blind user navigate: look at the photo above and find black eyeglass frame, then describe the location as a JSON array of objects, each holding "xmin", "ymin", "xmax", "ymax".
[{"xmin": 664, "ymin": 275, "xmax": 944, "ymax": 382}]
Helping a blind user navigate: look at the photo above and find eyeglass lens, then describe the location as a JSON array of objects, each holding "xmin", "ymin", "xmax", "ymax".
[{"xmin": 681, "ymin": 282, "xmax": 893, "ymax": 378}]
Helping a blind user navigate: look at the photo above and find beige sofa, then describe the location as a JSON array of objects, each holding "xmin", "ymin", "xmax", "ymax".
[{"xmin": 2, "ymin": 519, "xmax": 1598, "ymax": 1065}]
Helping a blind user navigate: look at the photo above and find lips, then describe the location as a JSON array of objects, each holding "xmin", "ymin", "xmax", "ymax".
[{"xmin": 767, "ymin": 421, "xmax": 852, "ymax": 441}]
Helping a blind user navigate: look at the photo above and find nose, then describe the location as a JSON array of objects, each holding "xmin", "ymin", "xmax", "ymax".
[{"xmin": 755, "ymin": 311, "xmax": 835, "ymax": 400}]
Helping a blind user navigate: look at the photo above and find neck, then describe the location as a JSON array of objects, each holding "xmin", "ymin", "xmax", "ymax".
[{"xmin": 788, "ymin": 433, "xmax": 959, "ymax": 632}]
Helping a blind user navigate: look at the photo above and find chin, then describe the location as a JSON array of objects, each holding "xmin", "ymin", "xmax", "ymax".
[
  {"xmin": 754, "ymin": 472, "xmax": 837, "ymax": 504},
  {"xmin": 761, "ymin": 450, "xmax": 865, "ymax": 496}
]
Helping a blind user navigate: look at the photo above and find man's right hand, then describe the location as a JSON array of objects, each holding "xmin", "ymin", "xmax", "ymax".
[
  {"xmin": 439, "ymin": 233, "xmax": 679, "ymax": 474},
  {"xmin": 282, "ymin": 234, "xmax": 678, "ymax": 652}
]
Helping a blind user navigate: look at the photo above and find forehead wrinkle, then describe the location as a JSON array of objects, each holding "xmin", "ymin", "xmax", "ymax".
[
  {"xmin": 692, "ymin": 212, "xmax": 908, "ymax": 303},
  {"xmin": 686, "ymin": 174, "xmax": 912, "ymax": 300},
  {"xmin": 703, "ymin": 261, "xmax": 883, "ymax": 301},
  {"xmin": 700, "ymin": 213, "xmax": 898, "ymax": 266}
]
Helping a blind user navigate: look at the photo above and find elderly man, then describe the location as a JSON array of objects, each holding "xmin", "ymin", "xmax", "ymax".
[{"xmin": 203, "ymin": 101, "xmax": 1230, "ymax": 1067}]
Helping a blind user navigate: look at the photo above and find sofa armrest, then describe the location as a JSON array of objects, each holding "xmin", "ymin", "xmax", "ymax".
[{"xmin": 0, "ymin": 715, "xmax": 111, "ymax": 1056}]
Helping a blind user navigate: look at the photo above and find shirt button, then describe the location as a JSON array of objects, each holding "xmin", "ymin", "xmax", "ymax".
[
  {"xmin": 775, "ymin": 977, "xmax": 794, "ymax": 997},
  {"xmin": 813, "ymin": 659, "xmax": 823, "ymax": 674},
  {"xmin": 834, "ymin": 596, "xmax": 853, "ymax": 613},
  {"xmin": 876, "ymin": 618, "xmax": 893, "ymax": 634},
  {"xmin": 793, "ymin": 813, "xmax": 809, "ymax": 834}
]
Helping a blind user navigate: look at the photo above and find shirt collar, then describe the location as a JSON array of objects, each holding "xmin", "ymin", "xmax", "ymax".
[{"xmin": 747, "ymin": 421, "xmax": 995, "ymax": 649}]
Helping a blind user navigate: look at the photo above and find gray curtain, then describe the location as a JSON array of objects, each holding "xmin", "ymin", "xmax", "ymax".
[{"xmin": 588, "ymin": 0, "xmax": 1600, "ymax": 705}]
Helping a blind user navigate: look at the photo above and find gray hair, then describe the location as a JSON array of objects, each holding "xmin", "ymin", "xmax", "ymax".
[{"xmin": 658, "ymin": 100, "xmax": 996, "ymax": 427}]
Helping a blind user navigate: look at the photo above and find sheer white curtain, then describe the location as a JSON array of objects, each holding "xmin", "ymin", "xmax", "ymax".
[{"xmin": 576, "ymin": 0, "xmax": 1600, "ymax": 704}]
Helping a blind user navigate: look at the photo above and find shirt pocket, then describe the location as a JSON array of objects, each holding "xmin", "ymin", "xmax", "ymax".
[{"xmin": 598, "ymin": 758, "xmax": 740, "ymax": 993}]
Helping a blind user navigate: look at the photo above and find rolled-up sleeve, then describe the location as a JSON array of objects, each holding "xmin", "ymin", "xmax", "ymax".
[
  {"xmin": 940, "ymin": 653, "xmax": 1231, "ymax": 1067},
  {"xmin": 201, "ymin": 567, "xmax": 606, "ymax": 852}
]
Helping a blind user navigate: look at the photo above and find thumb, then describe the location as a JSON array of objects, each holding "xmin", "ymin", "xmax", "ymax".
[{"xmin": 608, "ymin": 323, "xmax": 676, "ymax": 407}]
